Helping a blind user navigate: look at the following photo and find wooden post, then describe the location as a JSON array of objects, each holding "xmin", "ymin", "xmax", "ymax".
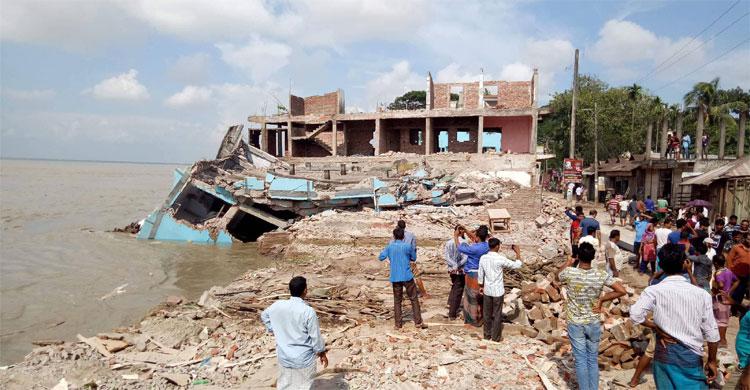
[
  {"xmin": 477, "ymin": 116, "xmax": 484, "ymax": 154},
  {"xmin": 569, "ymin": 48, "xmax": 579, "ymax": 159},
  {"xmin": 332, "ymin": 120, "xmax": 338, "ymax": 156}
]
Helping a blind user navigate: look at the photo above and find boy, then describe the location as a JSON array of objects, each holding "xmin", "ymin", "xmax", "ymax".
[{"xmin": 713, "ymin": 255, "xmax": 736, "ymax": 348}]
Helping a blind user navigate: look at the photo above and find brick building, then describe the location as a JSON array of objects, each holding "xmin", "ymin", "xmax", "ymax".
[{"xmin": 248, "ymin": 70, "xmax": 541, "ymax": 158}]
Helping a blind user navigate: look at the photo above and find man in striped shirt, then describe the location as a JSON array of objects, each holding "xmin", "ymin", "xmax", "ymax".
[
  {"xmin": 630, "ymin": 243, "xmax": 720, "ymax": 389},
  {"xmin": 556, "ymin": 243, "xmax": 627, "ymax": 390}
]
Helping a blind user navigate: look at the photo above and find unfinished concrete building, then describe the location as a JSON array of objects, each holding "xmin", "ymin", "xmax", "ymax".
[{"xmin": 248, "ymin": 70, "xmax": 541, "ymax": 158}]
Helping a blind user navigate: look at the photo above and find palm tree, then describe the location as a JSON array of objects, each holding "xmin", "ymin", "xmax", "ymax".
[
  {"xmin": 627, "ymin": 84, "xmax": 643, "ymax": 142},
  {"xmin": 711, "ymin": 103, "xmax": 734, "ymax": 159},
  {"xmin": 684, "ymin": 78, "xmax": 719, "ymax": 159}
]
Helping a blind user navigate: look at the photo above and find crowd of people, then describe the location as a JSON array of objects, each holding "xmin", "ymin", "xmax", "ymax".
[{"xmin": 257, "ymin": 205, "xmax": 750, "ymax": 389}]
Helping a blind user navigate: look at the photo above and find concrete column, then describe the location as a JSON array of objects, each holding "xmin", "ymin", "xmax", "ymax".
[
  {"xmin": 719, "ymin": 118, "xmax": 726, "ymax": 159},
  {"xmin": 375, "ymin": 118, "xmax": 382, "ymax": 155},
  {"xmin": 287, "ymin": 120, "xmax": 294, "ymax": 157},
  {"xmin": 530, "ymin": 111, "xmax": 538, "ymax": 154},
  {"xmin": 342, "ymin": 122, "xmax": 348, "ymax": 156},
  {"xmin": 332, "ymin": 120, "xmax": 338, "ymax": 156},
  {"xmin": 477, "ymin": 116, "xmax": 484, "ymax": 154},
  {"xmin": 425, "ymin": 117, "xmax": 433, "ymax": 155},
  {"xmin": 260, "ymin": 123, "xmax": 269, "ymax": 153}
]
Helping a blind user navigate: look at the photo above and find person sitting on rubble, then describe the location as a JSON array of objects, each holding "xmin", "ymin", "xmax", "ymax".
[
  {"xmin": 445, "ymin": 225, "xmax": 468, "ymax": 321},
  {"xmin": 478, "ymin": 237, "xmax": 522, "ymax": 342},
  {"xmin": 630, "ymin": 243, "xmax": 720, "ymax": 389},
  {"xmin": 455, "ymin": 225, "xmax": 491, "ymax": 327},
  {"xmin": 396, "ymin": 220, "xmax": 429, "ymax": 298},
  {"xmin": 379, "ymin": 227, "xmax": 427, "ymax": 330},
  {"xmin": 261, "ymin": 276, "xmax": 328, "ymax": 390},
  {"xmin": 556, "ymin": 243, "xmax": 627, "ymax": 390}
]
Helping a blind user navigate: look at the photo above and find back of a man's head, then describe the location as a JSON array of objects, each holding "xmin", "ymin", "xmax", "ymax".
[
  {"xmin": 587, "ymin": 226, "xmax": 596, "ymax": 236},
  {"xmin": 289, "ymin": 276, "xmax": 307, "ymax": 297},
  {"xmin": 393, "ymin": 227, "xmax": 405, "ymax": 240},
  {"xmin": 675, "ymin": 219, "xmax": 687, "ymax": 229},
  {"xmin": 578, "ymin": 242, "xmax": 596, "ymax": 264},
  {"xmin": 589, "ymin": 210, "xmax": 597, "ymax": 216},
  {"xmin": 488, "ymin": 237, "xmax": 501, "ymax": 250},
  {"xmin": 610, "ymin": 230, "xmax": 620, "ymax": 240},
  {"xmin": 477, "ymin": 225, "xmax": 490, "ymax": 242},
  {"xmin": 397, "ymin": 220, "xmax": 406, "ymax": 229},
  {"xmin": 658, "ymin": 244, "xmax": 686, "ymax": 275}
]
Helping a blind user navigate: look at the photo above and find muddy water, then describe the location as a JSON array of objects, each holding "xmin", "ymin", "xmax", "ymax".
[{"xmin": 0, "ymin": 159, "xmax": 270, "ymax": 365}]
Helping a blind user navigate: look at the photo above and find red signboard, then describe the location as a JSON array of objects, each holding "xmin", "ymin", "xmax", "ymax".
[{"xmin": 562, "ymin": 158, "xmax": 583, "ymax": 184}]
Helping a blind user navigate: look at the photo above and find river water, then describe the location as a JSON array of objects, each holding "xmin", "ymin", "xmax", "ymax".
[{"xmin": 0, "ymin": 159, "xmax": 270, "ymax": 365}]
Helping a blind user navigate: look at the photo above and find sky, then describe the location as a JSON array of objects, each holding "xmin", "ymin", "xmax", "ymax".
[{"xmin": 1, "ymin": 0, "xmax": 748, "ymax": 163}]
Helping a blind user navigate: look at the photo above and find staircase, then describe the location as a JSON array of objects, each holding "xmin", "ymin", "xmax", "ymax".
[{"xmin": 291, "ymin": 121, "xmax": 330, "ymax": 141}]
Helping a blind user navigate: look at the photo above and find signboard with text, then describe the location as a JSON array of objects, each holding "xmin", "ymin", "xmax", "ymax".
[{"xmin": 562, "ymin": 158, "xmax": 583, "ymax": 184}]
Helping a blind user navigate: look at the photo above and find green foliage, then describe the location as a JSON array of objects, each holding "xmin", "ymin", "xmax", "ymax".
[{"xmin": 388, "ymin": 90, "xmax": 426, "ymax": 110}]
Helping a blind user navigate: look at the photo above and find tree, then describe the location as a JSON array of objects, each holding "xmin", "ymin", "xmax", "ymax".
[
  {"xmin": 718, "ymin": 87, "xmax": 750, "ymax": 157},
  {"xmin": 626, "ymin": 83, "xmax": 643, "ymax": 142},
  {"xmin": 684, "ymin": 78, "xmax": 719, "ymax": 159},
  {"xmin": 388, "ymin": 90, "xmax": 426, "ymax": 110}
]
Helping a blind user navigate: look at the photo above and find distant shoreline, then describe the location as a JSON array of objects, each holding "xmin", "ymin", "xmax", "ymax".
[{"xmin": 0, "ymin": 157, "xmax": 189, "ymax": 166}]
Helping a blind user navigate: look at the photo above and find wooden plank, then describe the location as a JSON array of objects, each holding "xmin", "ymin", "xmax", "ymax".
[{"xmin": 238, "ymin": 205, "xmax": 290, "ymax": 228}]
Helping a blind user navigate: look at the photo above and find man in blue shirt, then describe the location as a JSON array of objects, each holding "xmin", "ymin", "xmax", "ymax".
[
  {"xmin": 644, "ymin": 195, "xmax": 655, "ymax": 213},
  {"xmin": 633, "ymin": 216, "xmax": 650, "ymax": 265},
  {"xmin": 261, "ymin": 276, "xmax": 327, "ymax": 390},
  {"xmin": 456, "ymin": 225, "xmax": 491, "ymax": 326},
  {"xmin": 379, "ymin": 227, "xmax": 426, "ymax": 329},
  {"xmin": 580, "ymin": 210, "xmax": 601, "ymax": 242},
  {"xmin": 668, "ymin": 219, "xmax": 695, "ymax": 244}
]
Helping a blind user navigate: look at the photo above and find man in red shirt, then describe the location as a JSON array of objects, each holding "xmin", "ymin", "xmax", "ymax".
[
  {"xmin": 727, "ymin": 234, "xmax": 750, "ymax": 305},
  {"xmin": 565, "ymin": 207, "xmax": 584, "ymax": 259}
]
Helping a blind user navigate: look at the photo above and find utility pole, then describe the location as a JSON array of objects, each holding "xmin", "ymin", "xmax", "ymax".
[
  {"xmin": 594, "ymin": 101, "xmax": 599, "ymax": 204},
  {"xmin": 569, "ymin": 48, "xmax": 579, "ymax": 159}
]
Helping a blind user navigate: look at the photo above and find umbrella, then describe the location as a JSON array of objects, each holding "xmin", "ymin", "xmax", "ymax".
[{"xmin": 685, "ymin": 199, "xmax": 712, "ymax": 208}]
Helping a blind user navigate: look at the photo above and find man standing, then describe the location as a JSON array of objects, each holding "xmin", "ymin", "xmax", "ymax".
[
  {"xmin": 445, "ymin": 225, "xmax": 468, "ymax": 320},
  {"xmin": 607, "ymin": 195, "xmax": 620, "ymax": 225},
  {"xmin": 655, "ymin": 219, "xmax": 673, "ymax": 254},
  {"xmin": 712, "ymin": 218, "xmax": 727, "ymax": 255},
  {"xmin": 619, "ymin": 196, "xmax": 630, "ymax": 226},
  {"xmin": 702, "ymin": 134, "xmax": 710, "ymax": 159},
  {"xmin": 726, "ymin": 233, "xmax": 750, "ymax": 308},
  {"xmin": 379, "ymin": 228, "xmax": 426, "ymax": 329},
  {"xmin": 682, "ymin": 133, "xmax": 692, "ymax": 160},
  {"xmin": 580, "ymin": 210, "xmax": 601, "ymax": 241},
  {"xmin": 557, "ymin": 243, "xmax": 627, "ymax": 390},
  {"xmin": 565, "ymin": 207, "xmax": 584, "ymax": 258},
  {"xmin": 628, "ymin": 195, "xmax": 640, "ymax": 225},
  {"xmin": 645, "ymin": 195, "xmax": 655, "ymax": 214},
  {"xmin": 727, "ymin": 215, "xmax": 740, "ymax": 234},
  {"xmin": 478, "ymin": 238, "xmax": 522, "ymax": 341},
  {"xmin": 630, "ymin": 243, "xmax": 719, "ymax": 389},
  {"xmin": 633, "ymin": 215, "xmax": 650, "ymax": 266},
  {"xmin": 457, "ymin": 225, "xmax": 491, "ymax": 326},
  {"xmin": 397, "ymin": 220, "xmax": 428, "ymax": 298},
  {"xmin": 605, "ymin": 230, "xmax": 623, "ymax": 278},
  {"xmin": 261, "ymin": 276, "xmax": 328, "ymax": 390}
]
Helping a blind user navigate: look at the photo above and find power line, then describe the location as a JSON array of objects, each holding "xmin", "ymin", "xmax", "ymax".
[
  {"xmin": 636, "ymin": 0, "xmax": 741, "ymax": 83},
  {"xmin": 645, "ymin": 11, "xmax": 749, "ymax": 82},
  {"xmin": 653, "ymin": 37, "xmax": 750, "ymax": 92}
]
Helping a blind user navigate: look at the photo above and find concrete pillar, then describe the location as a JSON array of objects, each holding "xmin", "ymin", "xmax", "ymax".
[
  {"xmin": 477, "ymin": 116, "xmax": 484, "ymax": 154},
  {"xmin": 530, "ymin": 110, "xmax": 538, "ymax": 154},
  {"xmin": 287, "ymin": 120, "xmax": 294, "ymax": 157},
  {"xmin": 332, "ymin": 120, "xmax": 338, "ymax": 156},
  {"xmin": 341, "ymin": 122, "xmax": 348, "ymax": 156},
  {"xmin": 260, "ymin": 123, "xmax": 269, "ymax": 153},
  {"xmin": 719, "ymin": 118, "xmax": 726, "ymax": 159},
  {"xmin": 375, "ymin": 118, "xmax": 382, "ymax": 155},
  {"xmin": 425, "ymin": 117, "xmax": 433, "ymax": 155}
]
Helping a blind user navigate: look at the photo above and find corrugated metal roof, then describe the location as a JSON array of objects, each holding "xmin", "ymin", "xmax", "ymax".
[
  {"xmin": 598, "ymin": 160, "xmax": 641, "ymax": 174},
  {"xmin": 681, "ymin": 157, "xmax": 750, "ymax": 186}
]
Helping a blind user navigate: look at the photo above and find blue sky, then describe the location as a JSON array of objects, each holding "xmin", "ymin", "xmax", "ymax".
[{"xmin": 1, "ymin": 0, "xmax": 748, "ymax": 163}]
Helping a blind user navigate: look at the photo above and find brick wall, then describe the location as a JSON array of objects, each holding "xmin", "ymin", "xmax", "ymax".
[
  {"xmin": 433, "ymin": 117, "xmax": 479, "ymax": 153},
  {"xmin": 304, "ymin": 91, "xmax": 340, "ymax": 115},
  {"xmin": 290, "ymin": 95, "xmax": 305, "ymax": 116},
  {"xmin": 484, "ymin": 116, "xmax": 532, "ymax": 153},
  {"xmin": 432, "ymin": 81, "xmax": 532, "ymax": 110},
  {"xmin": 343, "ymin": 120, "xmax": 375, "ymax": 156}
]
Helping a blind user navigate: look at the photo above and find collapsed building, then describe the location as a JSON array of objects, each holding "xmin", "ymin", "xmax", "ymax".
[{"xmin": 137, "ymin": 71, "xmax": 547, "ymax": 244}]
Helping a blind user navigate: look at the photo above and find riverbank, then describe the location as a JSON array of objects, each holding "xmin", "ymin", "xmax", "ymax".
[{"xmin": 0, "ymin": 188, "xmax": 740, "ymax": 389}]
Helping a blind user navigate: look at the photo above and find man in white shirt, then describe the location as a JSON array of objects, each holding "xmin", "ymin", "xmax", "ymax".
[
  {"xmin": 619, "ymin": 198, "xmax": 630, "ymax": 226},
  {"xmin": 605, "ymin": 230, "xmax": 624, "ymax": 277},
  {"xmin": 478, "ymin": 238, "xmax": 522, "ymax": 341},
  {"xmin": 655, "ymin": 219, "xmax": 673, "ymax": 253},
  {"xmin": 630, "ymin": 243, "xmax": 719, "ymax": 388}
]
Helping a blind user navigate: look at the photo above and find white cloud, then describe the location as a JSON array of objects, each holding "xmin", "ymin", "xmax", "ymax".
[
  {"xmin": 168, "ymin": 53, "xmax": 213, "ymax": 84},
  {"xmin": 435, "ymin": 63, "xmax": 485, "ymax": 83},
  {"xmin": 591, "ymin": 20, "xmax": 664, "ymax": 65},
  {"xmin": 363, "ymin": 61, "xmax": 424, "ymax": 110},
  {"xmin": 165, "ymin": 86, "xmax": 213, "ymax": 108},
  {"xmin": 0, "ymin": 0, "xmax": 143, "ymax": 51},
  {"xmin": 87, "ymin": 69, "xmax": 150, "ymax": 101},
  {"xmin": 3, "ymin": 88, "xmax": 56, "ymax": 100},
  {"xmin": 499, "ymin": 63, "xmax": 533, "ymax": 81},
  {"xmin": 216, "ymin": 38, "xmax": 292, "ymax": 82}
]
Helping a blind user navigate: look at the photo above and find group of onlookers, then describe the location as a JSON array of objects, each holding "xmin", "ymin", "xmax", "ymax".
[{"xmin": 664, "ymin": 133, "xmax": 710, "ymax": 160}]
